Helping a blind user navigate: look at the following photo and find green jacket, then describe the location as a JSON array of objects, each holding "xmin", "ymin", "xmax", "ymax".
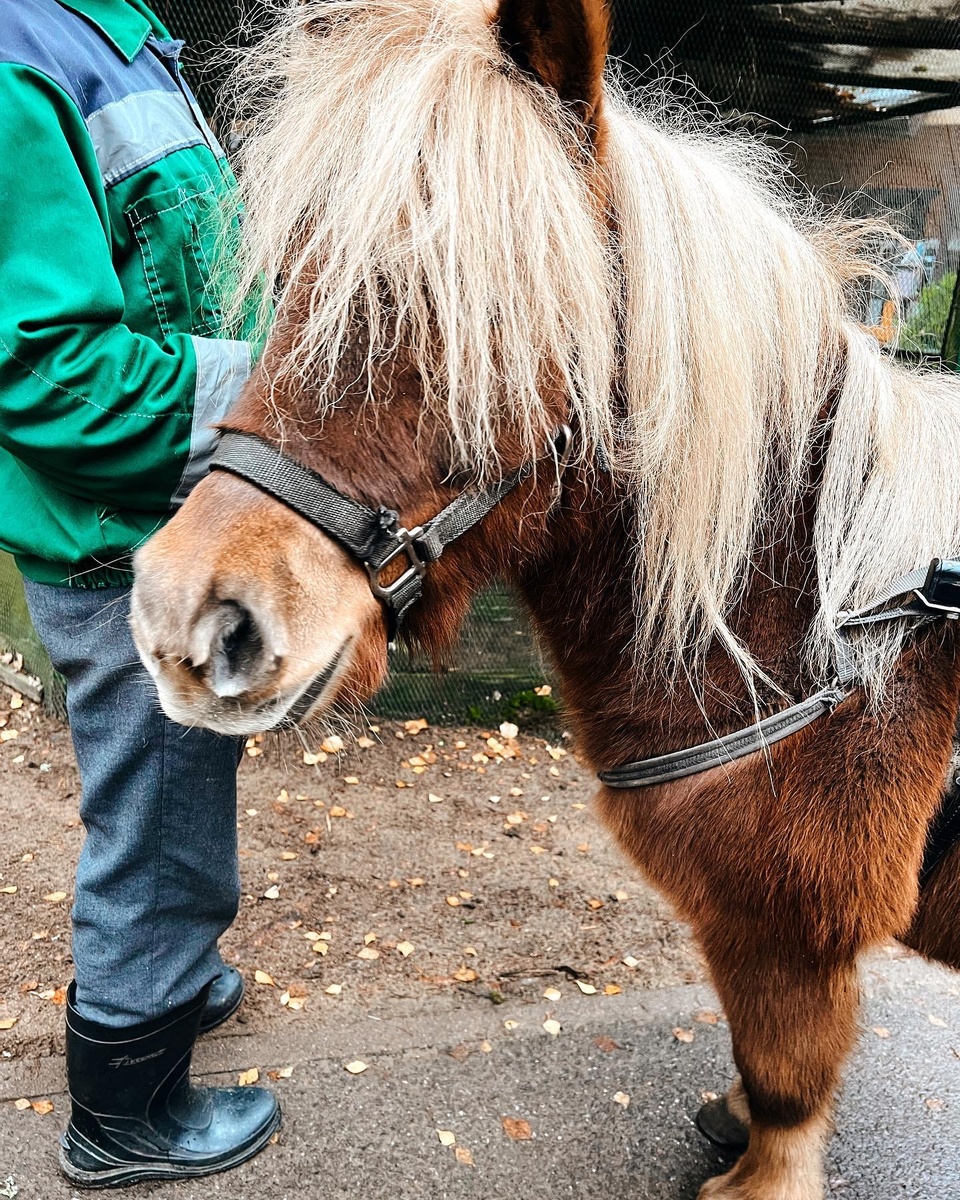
[{"xmin": 0, "ymin": 0, "xmax": 251, "ymax": 587}]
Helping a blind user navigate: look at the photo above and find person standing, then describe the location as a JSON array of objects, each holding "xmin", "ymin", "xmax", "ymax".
[{"xmin": 0, "ymin": 0, "xmax": 279, "ymax": 1185}]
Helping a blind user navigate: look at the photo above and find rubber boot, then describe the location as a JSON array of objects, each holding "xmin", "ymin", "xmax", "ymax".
[
  {"xmin": 199, "ymin": 966, "xmax": 244, "ymax": 1035},
  {"xmin": 59, "ymin": 982, "xmax": 280, "ymax": 1188}
]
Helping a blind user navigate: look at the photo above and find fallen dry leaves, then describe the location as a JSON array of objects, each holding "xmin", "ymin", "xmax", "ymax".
[
  {"xmin": 613, "ymin": 1091, "xmax": 630, "ymax": 1109},
  {"xmin": 437, "ymin": 1129, "xmax": 456, "ymax": 1147},
  {"xmin": 344, "ymin": 1060, "xmax": 368, "ymax": 1075},
  {"xmin": 454, "ymin": 1146, "xmax": 474, "ymax": 1166},
  {"xmin": 501, "ymin": 1116, "xmax": 532, "ymax": 1140},
  {"xmin": 673, "ymin": 1027, "xmax": 695, "ymax": 1044},
  {"xmin": 238, "ymin": 1068, "xmax": 259, "ymax": 1086}
]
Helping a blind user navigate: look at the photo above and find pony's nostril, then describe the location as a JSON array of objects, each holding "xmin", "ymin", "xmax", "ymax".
[{"xmin": 206, "ymin": 600, "xmax": 272, "ymax": 698}]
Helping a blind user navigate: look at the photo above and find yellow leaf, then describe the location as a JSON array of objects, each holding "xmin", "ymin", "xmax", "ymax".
[
  {"xmin": 357, "ymin": 946, "xmax": 380, "ymax": 960},
  {"xmin": 613, "ymin": 1091, "xmax": 630, "ymax": 1109},
  {"xmin": 454, "ymin": 1146, "xmax": 474, "ymax": 1166},
  {"xmin": 543, "ymin": 987, "xmax": 561, "ymax": 1002},
  {"xmin": 576, "ymin": 981, "xmax": 597, "ymax": 995},
  {"xmin": 428, "ymin": 793, "xmax": 443, "ymax": 804},
  {"xmin": 357, "ymin": 736, "xmax": 375, "ymax": 749},
  {"xmin": 445, "ymin": 896, "xmax": 460, "ymax": 907},
  {"xmin": 329, "ymin": 806, "xmax": 348, "ymax": 818},
  {"xmin": 280, "ymin": 851, "xmax": 298, "ymax": 861},
  {"xmin": 673, "ymin": 1027, "xmax": 695, "ymax": 1044},
  {"xmin": 404, "ymin": 718, "xmax": 428, "ymax": 733},
  {"xmin": 0, "ymin": 729, "xmax": 19, "ymax": 741},
  {"xmin": 0, "ymin": 1017, "xmax": 17, "ymax": 1030},
  {"xmin": 343, "ymin": 776, "xmax": 359, "ymax": 785},
  {"xmin": 30, "ymin": 1099, "xmax": 54, "ymax": 1115},
  {"xmin": 437, "ymin": 1129, "xmax": 456, "ymax": 1147},
  {"xmin": 0, "ymin": 886, "xmax": 16, "ymax": 895},
  {"xmin": 302, "ymin": 751, "xmax": 327, "ymax": 766},
  {"xmin": 42, "ymin": 891, "xmax": 67, "ymax": 903},
  {"xmin": 501, "ymin": 1115, "xmax": 532, "ymax": 1140},
  {"xmin": 503, "ymin": 1020, "xmax": 520, "ymax": 1031},
  {"xmin": 363, "ymin": 931, "xmax": 377, "ymax": 945},
  {"xmin": 499, "ymin": 722, "xmax": 519, "ymax": 740},
  {"xmin": 312, "ymin": 940, "xmax": 328, "ymax": 955},
  {"xmin": 14, "ymin": 1098, "xmax": 31, "ymax": 1110},
  {"xmin": 396, "ymin": 941, "xmax": 415, "ymax": 957},
  {"xmin": 324, "ymin": 984, "xmax": 342, "ymax": 995},
  {"xmin": 254, "ymin": 970, "xmax": 275, "ymax": 986},
  {"xmin": 542, "ymin": 1018, "xmax": 561, "ymax": 1037},
  {"xmin": 622, "ymin": 956, "xmax": 640, "ymax": 969},
  {"xmin": 263, "ymin": 885, "xmax": 280, "ymax": 900},
  {"xmin": 604, "ymin": 984, "xmax": 622, "ymax": 996},
  {"xmin": 453, "ymin": 967, "xmax": 477, "ymax": 983},
  {"xmin": 267, "ymin": 1066, "xmax": 294, "ymax": 1081},
  {"xmin": 344, "ymin": 1060, "xmax": 368, "ymax": 1074},
  {"xmin": 238, "ymin": 1068, "xmax": 259, "ymax": 1086},
  {"xmin": 321, "ymin": 735, "xmax": 344, "ymax": 753}
]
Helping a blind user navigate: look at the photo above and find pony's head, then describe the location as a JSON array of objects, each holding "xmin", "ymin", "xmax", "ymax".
[
  {"xmin": 133, "ymin": 0, "xmax": 904, "ymax": 732},
  {"xmin": 131, "ymin": 0, "xmax": 616, "ymax": 734}
]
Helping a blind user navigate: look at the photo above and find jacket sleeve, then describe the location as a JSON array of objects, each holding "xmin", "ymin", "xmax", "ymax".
[{"xmin": 0, "ymin": 63, "xmax": 249, "ymax": 512}]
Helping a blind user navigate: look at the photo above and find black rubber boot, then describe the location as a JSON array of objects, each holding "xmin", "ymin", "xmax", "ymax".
[
  {"xmin": 60, "ymin": 982, "xmax": 280, "ymax": 1189},
  {"xmin": 198, "ymin": 967, "xmax": 244, "ymax": 1035}
]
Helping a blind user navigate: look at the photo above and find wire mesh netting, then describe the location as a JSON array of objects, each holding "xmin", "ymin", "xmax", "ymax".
[{"xmin": 1, "ymin": 1, "xmax": 957, "ymax": 722}]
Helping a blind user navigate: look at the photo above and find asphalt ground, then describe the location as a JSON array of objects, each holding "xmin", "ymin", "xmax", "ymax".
[{"xmin": 2, "ymin": 951, "xmax": 958, "ymax": 1200}]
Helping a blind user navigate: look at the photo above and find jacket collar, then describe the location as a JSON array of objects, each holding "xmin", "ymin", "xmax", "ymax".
[{"xmin": 56, "ymin": 0, "xmax": 168, "ymax": 63}]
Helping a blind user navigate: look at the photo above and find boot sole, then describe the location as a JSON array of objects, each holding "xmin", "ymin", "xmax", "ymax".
[{"xmin": 58, "ymin": 1107, "xmax": 281, "ymax": 1190}]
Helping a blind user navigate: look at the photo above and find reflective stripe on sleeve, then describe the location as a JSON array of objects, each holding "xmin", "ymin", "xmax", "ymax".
[{"xmin": 172, "ymin": 336, "xmax": 251, "ymax": 506}]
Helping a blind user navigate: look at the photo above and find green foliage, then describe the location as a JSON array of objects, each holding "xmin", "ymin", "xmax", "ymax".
[{"xmin": 901, "ymin": 273, "xmax": 957, "ymax": 355}]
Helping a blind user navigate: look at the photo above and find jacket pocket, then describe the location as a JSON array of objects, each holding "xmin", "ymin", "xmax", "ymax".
[{"xmin": 125, "ymin": 180, "xmax": 226, "ymax": 339}]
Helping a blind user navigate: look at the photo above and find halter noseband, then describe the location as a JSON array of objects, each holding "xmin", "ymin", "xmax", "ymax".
[{"xmin": 210, "ymin": 426, "xmax": 573, "ymax": 641}]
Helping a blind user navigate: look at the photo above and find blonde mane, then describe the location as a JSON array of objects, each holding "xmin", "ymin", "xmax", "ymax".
[{"xmin": 229, "ymin": 0, "xmax": 960, "ymax": 699}]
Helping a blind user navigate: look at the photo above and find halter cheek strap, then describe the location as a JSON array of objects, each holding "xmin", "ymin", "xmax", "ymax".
[{"xmin": 210, "ymin": 427, "xmax": 573, "ymax": 639}]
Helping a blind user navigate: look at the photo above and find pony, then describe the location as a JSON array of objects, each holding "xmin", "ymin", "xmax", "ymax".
[{"xmin": 129, "ymin": 0, "xmax": 960, "ymax": 1195}]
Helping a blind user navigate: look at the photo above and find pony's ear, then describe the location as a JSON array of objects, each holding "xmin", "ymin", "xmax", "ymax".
[{"xmin": 494, "ymin": 0, "xmax": 609, "ymax": 131}]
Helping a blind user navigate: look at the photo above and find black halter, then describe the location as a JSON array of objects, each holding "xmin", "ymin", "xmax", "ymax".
[{"xmin": 210, "ymin": 426, "xmax": 573, "ymax": 641}]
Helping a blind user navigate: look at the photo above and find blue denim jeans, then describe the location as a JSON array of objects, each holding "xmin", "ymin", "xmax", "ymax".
[{"xmin": 25, "ymin": 581, "xmax": 242, "ymax": 1027}]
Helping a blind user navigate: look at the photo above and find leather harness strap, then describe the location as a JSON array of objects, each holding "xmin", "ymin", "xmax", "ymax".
[
  {"xmin": 600, "ymin": 560, "xmax": 960, "ymax": 791},
  {"xmin": 598, "ymin": 686, "xmax": 847, "ymax": 788},
  {"xmin": 211, "ymin": 427, "xmax": 572, "ymax": 639}
]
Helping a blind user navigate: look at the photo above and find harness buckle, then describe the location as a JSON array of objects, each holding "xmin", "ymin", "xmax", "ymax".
[
  {"xmin": 365, "ymin": 522, "xmax": 427, "ymax": 601},
  {"xmin": 913, "ymin": 558, "xmax": 960, "ymax": 619}
]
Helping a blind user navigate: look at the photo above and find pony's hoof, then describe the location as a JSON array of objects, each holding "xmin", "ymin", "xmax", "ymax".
[{"xmin": 696, "ymin": 1095, "xmax": 750, "ymax": 1156}]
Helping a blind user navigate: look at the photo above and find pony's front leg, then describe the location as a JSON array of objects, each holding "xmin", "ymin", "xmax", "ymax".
[{"xmin": 695, "ymin": 928, "xmax": 860, "ymax": 1200}]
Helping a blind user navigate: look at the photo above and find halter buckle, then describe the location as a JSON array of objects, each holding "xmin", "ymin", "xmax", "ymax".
[{"xmin": 365, "ymin": 523, "xmax": 427, "ymax": 601}]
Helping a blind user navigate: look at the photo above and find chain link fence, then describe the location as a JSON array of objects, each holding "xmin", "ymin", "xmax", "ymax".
[{"xmin": 1, "ymin": 1, "xmax": 957, "ymax": 722}]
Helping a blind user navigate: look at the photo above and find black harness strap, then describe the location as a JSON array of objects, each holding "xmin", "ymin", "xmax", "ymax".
[
  {"xmin": 598, "ymin": 686, "xmax": 847, "ymax": 789},
  {"xmin": 211, "ymin": 427, "xmax": 571, "ymax": 638}
]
